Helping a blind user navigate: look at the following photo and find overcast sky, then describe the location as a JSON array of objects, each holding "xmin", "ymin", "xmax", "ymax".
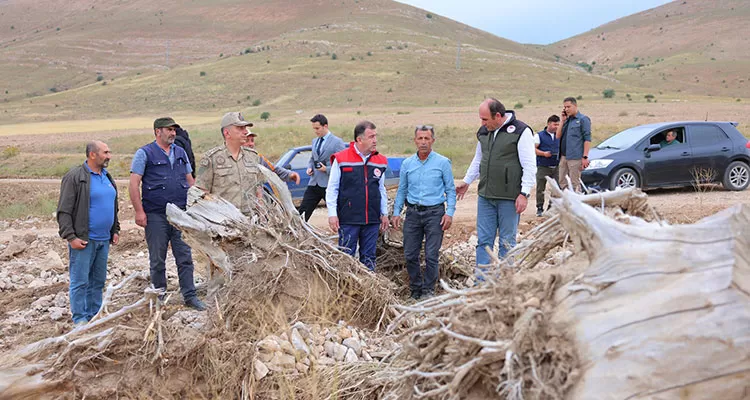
[{"xmin": 395, "ymin": 0, "xmax": 672, "ymax": 44}]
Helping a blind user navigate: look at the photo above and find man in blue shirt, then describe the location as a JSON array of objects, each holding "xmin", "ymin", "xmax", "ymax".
[
  {"xmin": 129, "ymin": 117, "xmax": 205, "ymax": 311},
  {"xmin": 556, "ymin": 97, "xmax": 592, "ymax": 193},
  {"xmin": 392, "ymin": 125, "xmax": 456, "ymax": 299},
  {"xmin": 57, "ymin": 141, "xmax": 120, "ymax": 325}
]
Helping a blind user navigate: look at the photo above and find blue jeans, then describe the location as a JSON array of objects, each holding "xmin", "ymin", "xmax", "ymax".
[
  {"xmin": 145, "ymin": 213, "xmax": 196, "ymax": 300},
  {"xmin": 403, "ymin": 205, "xmax": 444, "ymax": 295},
  {"xmin": 339, "ymin": 223, "xmax": 380, "ymax": 271},
  {"xmin": 69, "ymin": 239, "xmax": 110, "ymax": 324},
  {"xmin": 476, "ymin": 196, "xmax": 519, "ymax": 271}
]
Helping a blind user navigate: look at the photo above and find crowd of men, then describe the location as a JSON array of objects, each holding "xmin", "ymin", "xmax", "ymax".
[{"xmin": 56, "ymin": 96, "xmax": 592, "ymax": 323}]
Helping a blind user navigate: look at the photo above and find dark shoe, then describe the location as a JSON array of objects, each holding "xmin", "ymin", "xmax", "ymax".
[
  {"xmin": 410, "ymin": 290, "xmax": 422, "ymax": 300},
  {"xmin": 184, "ymin": 297, "xmax": 206, "ymax": 311},
  {"xmin": 536, "ymin": 208, "xmax": 544, "ymax": 217},
  {"xmin": 421, "ymin": 291, "xmax": 435, "ymax": 300}
]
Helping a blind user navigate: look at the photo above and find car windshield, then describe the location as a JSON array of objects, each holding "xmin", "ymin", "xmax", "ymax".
[{"xmin": 596, "ymin": 125, "xmax": 655, "ymax": 149}]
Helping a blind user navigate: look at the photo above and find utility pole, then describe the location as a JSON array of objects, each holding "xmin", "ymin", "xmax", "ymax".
[{"xmin": 456, "ymin": 40, "xmax": 461, "ymax": 70}]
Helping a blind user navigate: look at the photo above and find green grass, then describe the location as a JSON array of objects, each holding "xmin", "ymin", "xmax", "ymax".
[{"xmin": 0, "ymin": 194, "xmax": 57, "ymax": 219}]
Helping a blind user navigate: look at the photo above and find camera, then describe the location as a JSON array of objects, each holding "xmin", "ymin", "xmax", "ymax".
[{"xmin": 314, "ymin": 161, "xmax": 323, "ymax": 169}]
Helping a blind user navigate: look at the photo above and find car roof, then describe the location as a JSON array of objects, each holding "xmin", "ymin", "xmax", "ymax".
[{"xmin": 637, "ymin": 121, "xmax": 739, "ymax": 129}]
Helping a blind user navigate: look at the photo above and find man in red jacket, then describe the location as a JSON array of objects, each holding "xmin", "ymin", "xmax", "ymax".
[{"xmin": 325, "ymin": 121, "xmax": 390, "ymax": 271}]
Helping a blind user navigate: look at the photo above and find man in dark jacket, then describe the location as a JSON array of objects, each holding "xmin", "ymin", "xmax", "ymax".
[
  {"xmin": 534, "ymin": 115, "xmax": 561, "ymax": 216},
  {"xmin": 57, "ymin": 140, "xmax": 120, "ymax": 325}
]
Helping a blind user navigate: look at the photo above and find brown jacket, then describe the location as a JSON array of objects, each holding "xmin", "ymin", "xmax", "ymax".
[{"xmin": 57, "ymin": 163, "xmax": 120, "ymax": 242}]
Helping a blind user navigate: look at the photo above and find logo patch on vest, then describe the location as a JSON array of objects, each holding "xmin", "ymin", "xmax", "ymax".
[
  {"xmin": 506, "ymin": 125, "xmax": 516, "ymax": 133},
  {"xmin": 373, "ymin": 168, "xmax": 382, "ymax": 178}
]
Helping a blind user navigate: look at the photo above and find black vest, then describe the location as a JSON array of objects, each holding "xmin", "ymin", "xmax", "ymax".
[{"xmin": 477, "ymin": 112, "xmax": 529, "ymax": 200}]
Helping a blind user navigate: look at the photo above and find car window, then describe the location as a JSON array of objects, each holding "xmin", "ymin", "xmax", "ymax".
[
  {"xmin": 649, "ymin": 127, "xmax": 685, "ymax": 146},
  {"xmin": 688, "ymin": 125, "xmax": 728, "ymax": 147},
  {"xmin": 596, "ymin": 125, "xmax": 655, "ymax": 149},
  {"xmin": 289, "ymin": 150, "xmax": 311, "ymax": 169}
]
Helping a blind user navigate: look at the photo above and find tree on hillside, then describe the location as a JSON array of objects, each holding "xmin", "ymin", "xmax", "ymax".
[
  {"xmin": 260, "ymin": 112, "xmax": 270, "ymax": 121},
  {"xmin": 603, "ymin": 89, "xmax": 615, "ymax": 98}
]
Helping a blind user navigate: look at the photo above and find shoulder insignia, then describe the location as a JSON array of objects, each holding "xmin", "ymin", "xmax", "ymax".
[
  {"xmin": 200, "ymin": 158, "xmax": 210, "ymax": 167},
  {"xmin": 204, "ymin": 146, "xmax": 223, "ymax": 158},
  {"xmin": 242, "ymin": 147, "xmax": 259, "ymax": 155},
  {"xmin": 216, "ymin": 155, "xmax": 226, "ymax": 165}
]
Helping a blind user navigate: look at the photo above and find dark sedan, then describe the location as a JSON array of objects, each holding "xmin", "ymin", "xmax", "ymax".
[{"xmin": 581, "ymin": 121, "xmax": 750, "ymax": 191}]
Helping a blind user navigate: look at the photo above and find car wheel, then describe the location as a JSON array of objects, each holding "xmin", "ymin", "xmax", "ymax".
[
  {"xmin": 722, "ymin": 161, "xmax": 750, "ymax": 191},
  {"xmin": 609, "ymin": 168, "xmax": 640, "ymax": 190}
]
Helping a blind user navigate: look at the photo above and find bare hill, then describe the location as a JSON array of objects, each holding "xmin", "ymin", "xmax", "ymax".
[
  {"xmin": 547, "ymin": 0, "xmax": 750, "ymax": 98},
  {"xmin": 0, "ymin": 0, "xmax": 634, "ymax": 122}
]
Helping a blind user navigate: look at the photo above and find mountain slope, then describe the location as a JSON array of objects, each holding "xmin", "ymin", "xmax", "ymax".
[
  {"xmin": 0, "ymin": 0, "xmax": 626, "ymax": 122},
  {"xmin": 546, "ymin": 0, "xmax": 750, "ymax": 98}
]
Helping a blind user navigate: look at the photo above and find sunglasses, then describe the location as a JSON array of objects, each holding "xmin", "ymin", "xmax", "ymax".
[{"xmin": 415, "ymin": 125, "xmax": 434, "ymax": 131}]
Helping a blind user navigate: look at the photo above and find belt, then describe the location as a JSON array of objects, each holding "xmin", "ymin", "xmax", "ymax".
[{"xmin": 405, "ymin": 201, "xmax": 444, "ymax": 211}]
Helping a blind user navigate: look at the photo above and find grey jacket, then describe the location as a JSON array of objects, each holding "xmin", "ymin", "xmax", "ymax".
[
  {"xmin": 57, "ymin": 163, "xmax": 120, "ymax": 242},
  {"xmin": 307, "ymin": 133, "xmax": 346, "ymax": 187}
]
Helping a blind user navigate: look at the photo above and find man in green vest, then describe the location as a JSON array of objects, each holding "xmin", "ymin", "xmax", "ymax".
[{"xmin": 456, "ymin": 98, "xmax": 537, "ymax": 279}]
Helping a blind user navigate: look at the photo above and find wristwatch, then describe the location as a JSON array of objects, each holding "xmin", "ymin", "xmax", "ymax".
[
  {"xmin": 520, "ymin": 192, "xmax": 530, "ymax": 198},
  {"xmin": 583, "ymin": 156, "xmax": 589, "ymax": 159}
]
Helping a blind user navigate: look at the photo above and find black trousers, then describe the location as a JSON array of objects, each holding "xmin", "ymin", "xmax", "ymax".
[{"xmin": 298, "ymin": 184, "xmax": 327, "ymax": 222}]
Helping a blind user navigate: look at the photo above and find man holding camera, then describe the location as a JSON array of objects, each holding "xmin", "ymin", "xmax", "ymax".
[
  {"xmin": 298, "ymin": 114, "xmax": 346, "ymax": 221},
  {"xmin": 556, "ymin": 97, "xmax": 591, "ymax": 193}
]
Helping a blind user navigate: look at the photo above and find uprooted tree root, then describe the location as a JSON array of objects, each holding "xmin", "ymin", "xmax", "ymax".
[{"xmin": 0, "ymin": 170, "xmax": 398, "ymax": 398}]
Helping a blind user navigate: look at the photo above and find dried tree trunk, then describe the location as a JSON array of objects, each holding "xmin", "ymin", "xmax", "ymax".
[{"xmin": 552, "ymin": 191, "xmax": 750, "ymax": 400}]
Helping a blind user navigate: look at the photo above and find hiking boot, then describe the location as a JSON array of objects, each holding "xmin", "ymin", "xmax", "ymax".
[
  {"xmin": 410, "ymin": 290, "xmax": 422, "ymax": 300},
  {"xmin": 536, "ymin": 208, "xmax": 544, "ymax": 217},
  {"xmin": 421, "ymin": 291, "xmax": 435, "ymax": 300},
  {"xmin": 184, "ymin": 297, "xmax": 206, "ymax": 311}
]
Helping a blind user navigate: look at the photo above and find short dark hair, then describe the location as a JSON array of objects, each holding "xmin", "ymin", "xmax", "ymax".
[
  {"xmin": 354, "ymin": 120, "xmax": 376, "ymax": 142},
  {"xmin": 85, "ymin": 141, "xmax": 99, "ymax": 158},
  {"xmin": 547, "ymin": 115, "xmax": 560, "ymax": 123},
  {"xmin": 414, "ymin": 124, "xmax": 435, "ymax": 138},
  {"xmin": 486, "ymin": 98, "xmax": 506, "ymax": 118},
  {"xmin": 310, "ymin": 114, "xmax": 328, "ymax": 126},
  {"xmin": 563, "ymin": 97, "xmax": 577, "ymax": 105}
]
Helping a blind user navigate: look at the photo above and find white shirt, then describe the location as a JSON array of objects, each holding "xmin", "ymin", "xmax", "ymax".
[
  {"xmin": 325, "ymin": 145, "xmax": 388, "ymax": 218},
  {"xmin": 533, "ymin": 129, "xmax": 556, "ymax": 145},
  {"xmin": 462, "ymin": 113, "xmax": 537, "ymax": 195}
]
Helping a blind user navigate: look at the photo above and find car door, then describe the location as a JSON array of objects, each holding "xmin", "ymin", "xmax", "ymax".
[
  {"xmin": 643, "ymin": 127, "xmax": 693, "ymax": 187},
  {"xmin": 282, "ymin": 149, "xmax": 312, "ymax": 200},
  {"xmin": 686, "ymin": 124, "xmax": 733, "ymax": 184}
]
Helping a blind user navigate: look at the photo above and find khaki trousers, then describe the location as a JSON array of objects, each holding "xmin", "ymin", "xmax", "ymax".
[{"xmin": 558, "ymin": 156, "xmax": 583, "ymax": 193}]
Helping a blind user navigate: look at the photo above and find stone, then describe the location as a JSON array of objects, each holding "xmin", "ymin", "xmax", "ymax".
[
  {"xmin": 53, "ymin": 292, "xmax": 67, "ymax": 308},
  {"xmin": 279, "ymin": 339, "xmax": 295, "ymax": 355},
  {"xmin": 317, "ymin": 356, "xmax": 336, "ymax": 366},
  {"xmin": 43, "ymin": 251, "xmax": 65, "ymax": 272},
  {"xmin": 325, "ymin": 333, "xmax": 342, "ymax": 343},
  {"xmin": 257, "ymin": 338, "xmax": 282, "ymax": 353},
  {"xmin": 324, "ymin": 341, "xmax": 337, "ymax": 358},
  {"xmin": 361, "ymin": 350, "xmax": 373, "ymax": 362},
  {"xmin": 0, "ymin": 241, "xmax": 26, "ymax": 261},
  {"xmin": 332, "ymin": 343, "xmax": 348, "ymax": 361},
  {"xmin": 291, "ymin": 321, "xmax": 312, "ymax": 340},
  {"xmin": 254, "ymin": 360, "xmax": 270, "ymax": 380},
  {"xmin": 257, "ymin": 352, "xmax": 274, "ymax": 363},
  {"xmin": 295, "ymin": 362, "xmax": 308, "ymax": 373},
  {"xmin": 28, "ymin": 278, "xmax": 45, "ymax": 289},
  {"xmin": 267, "ymin": 353, "xmax": 296, "ymax": 372},
  {"xmin": 344, "ymin": 348, "xmax": 358, "ymax": 363},
  {"xmin": 290, "ymin": 328, "xmax": 310, "ymax": 355},
  {"xmin": 338, "ymin": 327, "xmax": 352, "ymax": 339},
  {"xmin": 342, "ymin": 337, "xmax": 362, "ymax": 356},
  {"xmin": 49, "ymin": 307, "xmax": 67, "ymax": 321}
]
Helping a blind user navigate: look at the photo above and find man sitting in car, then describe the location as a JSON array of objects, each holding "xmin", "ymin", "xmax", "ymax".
[{"xmin": 660, "ymin": 130, "xmax": 681, "ymax": 148}]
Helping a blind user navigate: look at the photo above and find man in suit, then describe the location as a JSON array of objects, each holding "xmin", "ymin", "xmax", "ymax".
[{"xmin": 297, "ymin": 114, "xmax": 346, "ymax": 221}]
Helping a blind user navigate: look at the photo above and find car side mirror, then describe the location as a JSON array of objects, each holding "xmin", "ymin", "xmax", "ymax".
[{"xmin": 646, "ymin": 144, "xmax": 661, "ymax": 152}]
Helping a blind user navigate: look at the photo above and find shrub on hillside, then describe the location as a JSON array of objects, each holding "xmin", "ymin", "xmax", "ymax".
[
  {"xmin": 253, "ymin": 99, "xmax": 261, "ymax": 106},
  {"xmin": 603, "ymin": 89, "xmax": 615, "ymax": 98},
  {"xmin": 514, "ymin": 102, "xmax": 524, "ymax": 109},
  {"xmin": 260, "ymin": 112, "xmax": 270, "ymax": 121},
  {"xmin": 199, "ymin": 71, "xmax": 206, "ymax": 77}
]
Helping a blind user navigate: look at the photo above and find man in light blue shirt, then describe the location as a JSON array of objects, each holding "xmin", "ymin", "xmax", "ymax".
[{"xmin": 391, "ymin": 125, "xmax": 456, "ymax": 299}]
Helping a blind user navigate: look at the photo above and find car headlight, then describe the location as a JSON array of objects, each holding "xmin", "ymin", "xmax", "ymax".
[{"xmin": 587, "ymin": 159, "xmax": 613, "ymax": 170}]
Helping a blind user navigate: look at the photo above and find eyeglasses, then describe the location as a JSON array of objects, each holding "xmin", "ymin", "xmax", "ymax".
[{"xmin": 415, "ymin": 125, "xmax": 434, "ymax": 131}]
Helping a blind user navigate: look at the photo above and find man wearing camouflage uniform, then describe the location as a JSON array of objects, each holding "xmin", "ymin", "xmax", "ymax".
[{"xmin": 195, "ymin": 112, "xmax": 265, "ymax": 214}]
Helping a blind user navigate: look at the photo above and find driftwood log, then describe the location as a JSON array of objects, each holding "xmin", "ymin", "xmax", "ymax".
[{"xmin": 552, "ymin": 189, "xmax": 750, "ymax": 399}]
